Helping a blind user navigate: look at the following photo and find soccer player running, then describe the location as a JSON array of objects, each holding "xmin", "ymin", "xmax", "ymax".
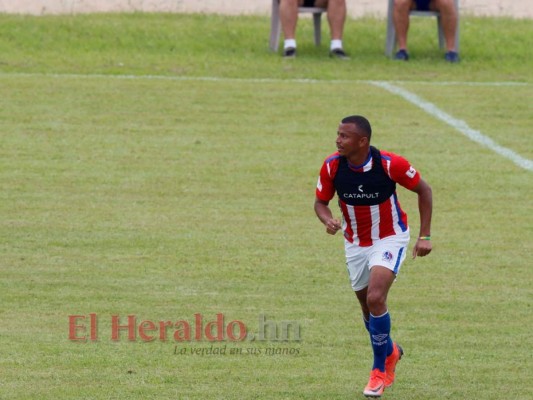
[{"xmin": 314, "ymin": 115, "xmax": 433, "ymax": 397}]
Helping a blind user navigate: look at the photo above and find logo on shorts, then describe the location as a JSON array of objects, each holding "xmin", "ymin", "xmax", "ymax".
[{"xmin": 382, "ymin": 251, "xmax": 394, "ymax": 262}]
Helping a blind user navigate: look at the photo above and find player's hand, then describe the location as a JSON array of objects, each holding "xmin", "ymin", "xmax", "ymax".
[
  {"xmin": 412, "ymin": 239, "xmax": 432, "ymax": 259},
  {"xmin": 325, "ymin": 218, "xmax": 342, "ymax": 235}
]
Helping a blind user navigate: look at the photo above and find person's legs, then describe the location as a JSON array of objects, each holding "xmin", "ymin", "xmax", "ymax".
[
  {"xmin": 323, "ymin": 0, "xmax": 345, "ymax": 41},
  {"xmin": 280, "ymin": 0, "xmax": 302, "ymax": 52},
  {"xmin": 430, "ymin": 0, "xmax": 458, "ymax": 52},
  {"xmin": 367, "ymin": 266, "xmax": 396, "ymax": 371},
  {"xmin": 355, "ymin": 287, "xmax": 370, "ymax": 323},
  {"xmin": 393, "ymin": 0, "xmax": 416, "ymax": 52},
  {"xmin": 347, "ymin": 233, "xmax": 407, "ymax": 396},
  {"xmin": 357, "ymin": 275, "xmax": 399, "ymax": 372},
  {"xmin": 362, "ymin": 233, "xmax": 409, "ymax": 396},
  {"xmin": 326, "ymin": 0, "xmax": 348, "ymax": 57},
  {"xmin": 362, "ymin": 265, "xmax": 395, "ymax": 397},
  {"xmin": 315, "ymin": 0, "xmax": 348, "ymax": 57},
  {"xmin": 352, "ymin": 240, "xmax": 403, "ymax": 363},
  {"xmin": 355, "ymin": 288, "xmax": 371, "ymax": 343}
]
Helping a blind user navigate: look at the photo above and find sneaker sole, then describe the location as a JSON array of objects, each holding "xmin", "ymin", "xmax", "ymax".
[
  {"xmin": 363, "ymin": 392, "xmax": 383, "ymax": 398},
  {"xmin": 363, "ymin": 381, "xmax": 385, "ymax": 397}
]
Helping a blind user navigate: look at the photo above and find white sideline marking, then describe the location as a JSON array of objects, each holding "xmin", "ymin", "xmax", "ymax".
[
  {"xmin": 388, "ymin": 80, "xmax": 529, "ymax": 87},
  {"xmin": 1, "ymin": 72, "xmax": 531, "ymax": 171},
  {"xmin": 0, "ymin": 72, "xmax": 529, "ymax": 87},
  {"xmin": 370, "ymin": 81, "xmax": 533, "ymax": 172}
]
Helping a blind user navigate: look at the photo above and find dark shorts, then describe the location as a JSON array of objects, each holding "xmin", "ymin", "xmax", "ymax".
[
  {"xmin": 303, "ymin": 0, "xmax": 316, "ymax": 7},
  {"xmin": 415, "ymin": 0, "xmax": 431, "ymax": 11}
]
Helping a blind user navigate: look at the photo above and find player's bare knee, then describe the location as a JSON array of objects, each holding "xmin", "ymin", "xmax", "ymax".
[{"xmin": 366, "ymin": 291, "xmax": 387, "ymax": 314}]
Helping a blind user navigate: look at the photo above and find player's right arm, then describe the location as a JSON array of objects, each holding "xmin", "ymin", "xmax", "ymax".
[
  {"xmin": 314, "ymin": 154, "xmax": 342, "ymax": 235},
  {"xmin": 314, "ymin": 198, "xmax": 342, "ymax": 235}
]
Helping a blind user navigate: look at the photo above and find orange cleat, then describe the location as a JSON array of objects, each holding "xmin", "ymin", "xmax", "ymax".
[
  {"xmin": 384, "ymin": 342, "xmax": 404, "ymax": 387},
  {"xmin": 363, "ymin": 368, "xmax": 386, "ymax": 398}
]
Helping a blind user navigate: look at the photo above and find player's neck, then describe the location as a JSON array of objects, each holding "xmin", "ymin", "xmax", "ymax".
[{"xmin": 346, "ymin": 148, "xmax": 371, "ymax": 167}]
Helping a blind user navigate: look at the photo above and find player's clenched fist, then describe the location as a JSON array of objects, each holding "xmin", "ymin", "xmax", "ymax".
[{"xmin": 325, "ymin": 218, "xmax": 342, "ymax": 235}]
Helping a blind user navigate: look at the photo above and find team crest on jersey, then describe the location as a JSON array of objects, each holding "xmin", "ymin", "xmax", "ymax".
[
  {"xmin": 406, "ymin": 166, "xmax": 417, "ymax": 178},
  {"xmin": 382, "ymin": 251, "xmax": 394, "ymax": 262}
]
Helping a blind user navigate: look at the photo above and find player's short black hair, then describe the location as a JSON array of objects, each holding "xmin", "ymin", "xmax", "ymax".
[{"xmin": 341, "ymin": 115, "xmax": 372, "ymax": 140}]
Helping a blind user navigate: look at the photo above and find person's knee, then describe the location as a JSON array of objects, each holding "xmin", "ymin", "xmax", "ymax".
[
  {"xmin": 366, "ymin": 289, "xmax": 387, "ymax": 313},
  {"xmin": 432, "ymin": 0, "xmax": 457, "ymax": 13},
  {"xmin": 394, "ymin": 0, "xmax": 412, "ymax": 11},
  {"xmin": 323, "ymin": 0, "xmax": 345, "ymax": 8},
  {"xmin": 281, "ymin": 0, "xmax": 301, "ymax": 7}
]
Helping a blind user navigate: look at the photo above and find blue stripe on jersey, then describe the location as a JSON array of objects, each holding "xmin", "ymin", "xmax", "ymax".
[
  {"xmin": 325, "ymin": 154, "xmax": 341, "ymax": 164},
  {"xmin": 393, "ymin": 247, "xmax": 404, "ymax": 274},
  {"xmin": 392, "ymin": 192, "xmax": 408, "ymax": 232}
]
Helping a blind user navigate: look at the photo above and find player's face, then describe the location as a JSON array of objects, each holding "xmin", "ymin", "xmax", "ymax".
[{"xmin": 336, "ymin": 123, "xmax": 368, "ymax": 159}]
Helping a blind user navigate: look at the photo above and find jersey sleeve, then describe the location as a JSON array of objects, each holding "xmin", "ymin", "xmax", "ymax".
[
  {"xmin": 315, "ymin": 154, "xmax": 339, "ymax": 202},
  {"xmin": 382, "ymin": 151, "xmax": 421, "ymax": 190}
]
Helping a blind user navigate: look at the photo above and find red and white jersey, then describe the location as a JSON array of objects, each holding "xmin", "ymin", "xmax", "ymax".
[{"xmin": 316, "ymin": 148, "xmax": 421, "ymax": 247}]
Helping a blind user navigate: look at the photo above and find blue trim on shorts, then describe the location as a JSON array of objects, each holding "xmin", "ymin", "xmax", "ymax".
[{"xmin": 393, "ymin": 247, "xmax": 405, "ymax": 274}]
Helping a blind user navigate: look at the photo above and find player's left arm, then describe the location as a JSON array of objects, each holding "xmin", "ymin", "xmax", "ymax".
[
  {"xmin": 386, "ymin": 153, "xmax": 433, "ymax": 259},
  {"xmin": 409, "ymin": 178, "xmax": 433, "ymax": 259}
]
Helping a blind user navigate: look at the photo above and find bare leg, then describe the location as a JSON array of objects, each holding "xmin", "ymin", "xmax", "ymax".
[
  {"xmin": 280, "ymin": 0, "xmax": 301, "ymax": 40},
  {"xmin": 355, "ymin": 287, "xmax": 370, "ymax": 322},
  {"xmin": 322, "ymin": 0, "xmax": 346, "ymax": 40},
  {"xmin": 354, "ymin": 264, "xmax": 395, "ymax": 324},
  {"xmin": 393, "ymin": 0, "xmax": 416, "ymax": 50},
  {"xmin": 430, "ymin": 0, "xmax": 458, "ymax": 51},
  {"xmin": 366, "ymin": 266, "xmax": 395, "ymax": 316}
]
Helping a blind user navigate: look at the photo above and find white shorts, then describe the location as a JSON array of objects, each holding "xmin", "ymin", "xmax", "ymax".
[{"xmin": 345, "ymin": 230, "xmax": 410, "ymax": 292}]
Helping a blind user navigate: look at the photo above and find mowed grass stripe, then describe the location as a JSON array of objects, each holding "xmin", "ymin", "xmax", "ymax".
[{"xmin": 2, "ymin": 72, "xmax": 530, "ymax": 171}]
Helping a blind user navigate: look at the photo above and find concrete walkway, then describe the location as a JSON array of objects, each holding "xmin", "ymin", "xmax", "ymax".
[{"xmin": 0, "ymin": 0, "xmax": 531, "ymax": 18}]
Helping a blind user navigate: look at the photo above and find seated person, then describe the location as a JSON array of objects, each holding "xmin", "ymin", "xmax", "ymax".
[
  {"xmin": 393, "ymin": 0, "xmax": 459, "ymax": 62},
  {"xmin": 280, "ymin": 0, "xmax": 348, "ymax": 59}
]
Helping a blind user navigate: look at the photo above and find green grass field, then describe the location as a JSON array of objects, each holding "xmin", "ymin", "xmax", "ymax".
[{"xmin": 0, "ymin": 12, "xmax": 532, "ymax": 400}]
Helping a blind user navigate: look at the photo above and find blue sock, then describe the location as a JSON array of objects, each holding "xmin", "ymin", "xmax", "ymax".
[
  {"xmin": 387, "ymin": 336, "xmax": 393, "ymax": 357},
  {"xmin": 364, "ymin": 315, "xmax": 393, "ymax": 356},
  {"xmin": 364, "ymin": 315, "xmax": 394, "ymax": 359},
  {"xmin": 387, "ymin": 334, "xmax": 393, "ymax": 357},
  {"xmin": 369, "ymin": 311, "xmax": 392, "ymax": 372}
]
